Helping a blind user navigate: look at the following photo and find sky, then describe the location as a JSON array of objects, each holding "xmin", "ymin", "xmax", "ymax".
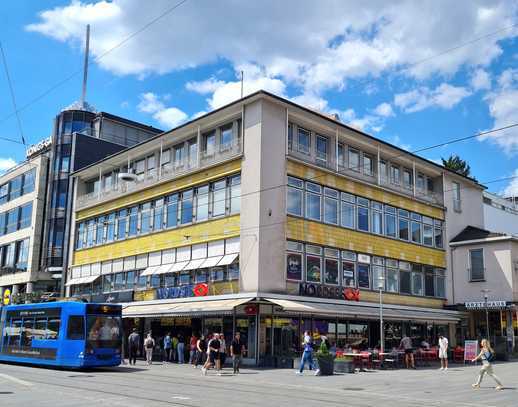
[{"xmin": 0, "ymin": 1, "xmax": 517, "ymax": 196}]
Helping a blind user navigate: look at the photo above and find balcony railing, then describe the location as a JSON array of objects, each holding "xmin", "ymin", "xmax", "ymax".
[
  {"xmin": 288, "ymin": 143, "xmax": 443, "ymax": 205},
  {"xmin": 77, "ymin": 139, "xmax": 242, "ymax": 209}
]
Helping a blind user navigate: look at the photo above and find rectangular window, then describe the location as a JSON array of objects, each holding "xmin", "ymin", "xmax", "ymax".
[
  {"xmin": 390, "ymin": 165, "xmax": 400, "ymax": 185},
  {"xmin": 337, "ymin": 143, "xmax": 345, "ymax": 167},
  {"xmin": 357, "ymin": 206, "xmax": 369, "ymax": 232},
  {"xmin": 399, "ymin": 218, "xmax": 409, "ymax": 240},
  {"xmin": 323, "ymin": 188, "xmax": 338, "ymax": 225},
  {"xmin": 400, "ymin": 270, "xmax": 411, "ymax": 294},
  {"xmin": 453, "ymin": 182, "xmax": 461, "ymax": 212},
  {"xmin": 0, "ymin": 183, "xmax": 8, "ymax": 204},
  {"xmin": 210, "ymin": 267, "xmax": 225, "ymax": 282},
  {"xmin": 287, "ymin": 252, "xmax": 303, "ymax": 281},
  {"xmin": 348, "ymin": 148, "xmax": 360, "ymax": 171},
  {"xmin": 288, "ymin": 124, "xmax": 293, "ymax": 150},
  {"xmin": 357, "ymin": 263, "xmax": 370, "ymax": 288},
  {"xmin": 105, "ymin": 213, "xmax": 115, "ymax": 242},
  {"xmin": 424, "ymin": 267, "xmax": 435, "ymax": 297},
  {"xmin": 128, "ymin": 206, "xmax": 138, "ymax": 236},
  {"xmin": 9, "ymin": 176, "xmax": 22, "ymax": 200},
  {"xmin": 76, "ymin": 222, "xmax": 85, "ymax": 249},
  {"xmin": 220, "ymin": 123, "xmax": 233, "ymax": 150},
  {"xmin": 436, "ymin": 269, "xmax": 446, "ymax": 298},
  {"xmin": 316, "ymin": 135, "xmax": 328, "ymax": 162},
  {"xmin": 166, "ymin": 194, "xmax": 178, "ymax": 228},
  {"xmin": 95, "ymin": 216, "xmax": 105, "ymax": 245},
  {"xmin": 195, "ymin": 185, "xmax": 209, "ymax": 221},
  {"xmin": 287, "ymin": 180, "xmax": 303, "ymax": 216},
  {"xmin": 417, "ymin": 174, "xmax": 425, "ymax": 190},
  {"xmin": 211, "ymin": 180, "xmax": 226, "ymax": 217},
  {"xmin": 297, "ymin": 127, "xmax": 311, "ymax": 154},
  {"xmin": 4, "ymin": 243, "xmax": 15, "ymax": 267},
  {"xmin": 180, "ymin": 189, "xmax": 194, "ymax": 224},
  {"xmin": 22, "ymin": 169, "xmax": 36, "ymax": 194},
  {"xmin": 403, "ymin": 169, "xmax": 412, "ymax": 189},
  {"xmin": 423, "ymin": 223, "xmax": 433, "ymax": 246},
  {"xmin": 19, "ymin": 203, "xmax": 32, "ymax": 229},
  {"xmin": 203, "ymin": 130, "xmax": 216, "ymax": 155},
  {"xmin": 86, "ymin": 219, "xmax": 95, "ymax": 247},
  {"xmin": 363, "ymin": 154, "xmax": 373, "ymax": 176},
  {"xmin": 230, "ymin": 175, "xmax": 241, "ymax": 215},
  {"xmin": 46, "ymin": 318, "xmax": 60, "ymax": 340},
  {"xmin": 135, "ymin": 159, "xmax": 145, "ymax": 179},
  {"xmin": 6, "ymin": 208, "xmax": 19, "ymax": 234},
  {"xmin": 379, "ymin": 160, "xmax": 387, "ymax": 182},
  {"xmin": 103, "ymin": 275, "xmax": 113, "ymax": 292},
  {"xmin": 340, "ymin": 201, "xmax": 355, "ymax": 229},
  {"xmin": 116, "ymin": 209, "xmax": 127, "ymax": 240},
  {"xmin": 386, "ymin": 267, "xmax": 399, "ymax": 293},
  {"xmin": 434, "ymin": 220, "xmax": 443, "ymax": 248},
  {"xmin": 342, "ymin": 261, "xmax": 355, "ymax": 287},
  {"xmin": 305, "ymin": 183, "xmax": 321, "ymax": 221},
  {"xmin": 306, "ymin": 254, "xmax": 322, "ymax": 283},
  {"xmin": 16, "ymin": 239, "xmax": 29, "ymax": 270},
  {"xmin": 126, "ymin": 271, "xmax": 135, "ymax": 290},
  {"xmin": 324, "ymin": 258, "xmax": 339, "ymax": 285},
  {"xmin": 173, "ymin": 144, "xmax": 184, "ymax": 166},
  {"xmin": 228, "ymin": 263, "xmax": 239, "ymax": 280},
  {"xmin": 411, "ymin": 221, "xmax": 422, "ymax": 244},
  {"xmin": 371, "ymin": 209, "xmax": 382, "ymax": 235},
  {"xmin": 114, "ymin": 272, "xmax": 125, "ymax": 291},
  {"xmin": 153, "ymin": 199, "xmax": 164, "ymax": 230},
  {"xmin": 384, "ymin": 212, "xmax": 397, "ymax": 238},
  {"xmin": 412, "ymin": 265, "xmax": 423, "ymax": 296},
  {"xmin": 140, "ymin": 202, "xmax": 152, "ymax": 234},
  {"xmin": 469, "ymin": 248, "xmax": 484, "ymax": 281},
  {"xmin": 67, "ymin": 316, "xmax": 85, "ymax": 340}
]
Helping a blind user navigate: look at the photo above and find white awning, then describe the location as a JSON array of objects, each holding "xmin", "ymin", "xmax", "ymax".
[
  {"xmin": 123, "ymin": 297, "xmax": 253, "ymax": 318},
  {"xmin": 200, "ymin": 256, "xmax": 223, "ymax": 268},
  {"xmin": 183, "ymin": 258, "xmax": 206, "ymax": 271},
  {"xmin": 139, "ymin": 265, "xmax": 161, "ymax": 277},
  {"xmin": 154, "ymin": 264, "xmax": 174, "ymax": 275},
  {"xmin": 217, "ymin": 253, "xmax": 239, "ymax": 266},
  {"xmin": 169, "ymin": 260, "xmax": 189, "ymax": 273},
  {"xmin": 66, "ymin": 275, "xmax": 100, "ymax": 286},
  {"xmin": 265, "ymin": 298, "xmax": 462, "ymax": 323}
]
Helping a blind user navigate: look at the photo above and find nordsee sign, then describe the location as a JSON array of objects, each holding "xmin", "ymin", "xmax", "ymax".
[
  {"xmin": 465, "ymin": 300, "xmax": 507, "ymax": 309},
  {"xmin": 26, "ymin": 137, "xmax": 52, "ymax": 158}
]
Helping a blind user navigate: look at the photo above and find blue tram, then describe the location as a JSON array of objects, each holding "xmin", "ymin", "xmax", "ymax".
[{"xmin": 0, "ymin": 301, "xmax": 122, "ymax": 368}]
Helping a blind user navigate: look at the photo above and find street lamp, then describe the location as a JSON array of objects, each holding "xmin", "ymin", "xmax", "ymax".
[
  {"xmin": 378, "ymin": 275, "xmax": 385, "ymax": 353},
  {"xmin": 481, "ymin": 289, "xmax": 491, "ymax": 339}
]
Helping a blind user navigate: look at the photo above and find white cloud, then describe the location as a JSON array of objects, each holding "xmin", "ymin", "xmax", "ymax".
[
  {"xmin": 389, "ymin": 135, "xmax": 411, "ymax": 151},
  {"xmin": 185, "ymin": 78, "xmax": 226, "ymax": 94},
  {"xmin": 334, "ymin": 108, "xmax": 382, "ymax": 133},
  {"xmin": 291, "ymin": 92, "xmax": 329, "ymax": 112},
  {"xmin": 502, "ymin": 169, "xmax": 518, "ymax": 197},
  {"xmin": 479, "ymin": 69, "xmax": 518, "ymax": 154},
  {"xmin": 394, "ymin": 83, "xmax": 472, "ymax": 113},
  {"xmin": 0, "ymin": 157, "xmax": 16, "ymax": 173},
  {"xmin": 373, "ymin": 102, "xmax": 394, "ymax": 117},
  {"xmin": 137, "ymin": 92, "xmax": 187, "ymax": 128},
  {"xmin": 470, "ymin": 68, "xmax": 491, "ymax": 91},
  {"xmin": 26, "ymin": 0, "xmax": 518, "ymax": 88}
]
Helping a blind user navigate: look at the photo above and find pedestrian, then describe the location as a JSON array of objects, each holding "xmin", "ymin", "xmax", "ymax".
[
  {"xmin": 177, "ymin": 334, "xmax": 185, "ymax": 364},
  {"xmin": 163, "ymin": 332, "xmax": 172, "ymax": 362},
  {"xmin": 128, "ymin": 328, "xmax": 140, "ymax": 366},
  {"xmin": 195, "ymin": 335, "xmax": 207, "ymax": 368},
  {"xmin": 230, "ymin": 332, "xmax": 246, "ymax": 374},
  {"xmin": 202, "ymin": 333, "xmax": 220, "ymax": 375},
  {"xmin": 296, "ymin": 331, "xmax": 314, "ymax": 375},
  {"xmin": 219, "ymin": 333, "xmax": 227, "ymax": 368},
  {"xmin": 189, "ymin": 334, "xmax": 198, "ymax": 366},
  {"xmin": 438, "ymin": 334, "xmax": 449, "ymax": 371},
  {"xmin": 471, "ymin": 339, "xmax": 503, "ymax": 390},
  {"xmin": 144, "ymin": 332, "xmax": 155, "ymax": 365},
  {"xmin": 172, "ymin": 334, "xmax": 179, "ymax": 363},
  {"xmin": 399, "ymin": 334, "xmax": 415, "ymax": 369}
]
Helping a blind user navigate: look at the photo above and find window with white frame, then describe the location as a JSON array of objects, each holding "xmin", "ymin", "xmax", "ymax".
[{"xmin": 469, "ymin": 248, "xmax": 484, "ymax": 281}]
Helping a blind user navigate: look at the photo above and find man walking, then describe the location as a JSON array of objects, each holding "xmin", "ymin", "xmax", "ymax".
[
  {"xmin": 177, "ymin": 334, "xmax": 185, "ymax": 364},
  {"xmin": 163, "ymin": 332, "xmax": 172, "ymax": 362},
  {"xmin": 202, "ymin": 333, "xmax": 220, "ymax": 375},
  {"xmin": 296, "ymin": 331, "xmax": 314, "ymax": 375},
  {"xmin": 438, "ymin": 334, "xmax": 449, "ymax": 371},
  {"xmin": 400, "ymin": 334, "xmax": 415, "ymax": 369},
  {"xmin": 230, "ymin": 332, "xmax": 246, "ymax": 374},
  {"xmin": 128, "ymin": 328, "xmax": 140, "ymax": 366}
]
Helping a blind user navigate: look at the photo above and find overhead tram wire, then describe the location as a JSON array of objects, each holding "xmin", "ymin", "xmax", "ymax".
[
  {"xmin": 0, "ymin": 40, "xmax": 26, "ymax": 146},
  {"xmin": 0, "ymin": 0, "xmax": 190, "ymax": 129},
  {"xmin": 0, "ymin": 8, "xmax": 513, "ymax": 132}
]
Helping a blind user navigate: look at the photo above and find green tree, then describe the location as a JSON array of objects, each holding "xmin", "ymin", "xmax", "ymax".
[{"xmin": 441, "ymin": 154, "xmax": 472, "ymax": 178}]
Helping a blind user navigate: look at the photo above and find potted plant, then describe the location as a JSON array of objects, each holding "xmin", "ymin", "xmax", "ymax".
[
  {"xmin": 315, "ymin": 338, "xmax": 334, "ymax": 376},
  {"xmin": 334, "ymin": 355, "xmax": 354, "ymax": 373}
]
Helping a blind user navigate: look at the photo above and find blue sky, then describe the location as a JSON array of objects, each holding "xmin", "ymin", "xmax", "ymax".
[{"xmin": 1, "ymin": 1, "xmax": 518, "ymax": 195}]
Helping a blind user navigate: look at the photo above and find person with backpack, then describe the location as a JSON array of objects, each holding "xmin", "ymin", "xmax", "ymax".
[
  {"xmin": 438, "ymin": 334, "xmax": 449, "ymax": 371},
  {"xmin": 127, "ymin": 328, "xmax": 140, "ymax": 365},
  {"xmin": 471, "ymin": 339, "xmax": 503, "ymax": 390},
  {"xmin": 144, "ymin": 332, "xmax": 155, "ymax": 365}
]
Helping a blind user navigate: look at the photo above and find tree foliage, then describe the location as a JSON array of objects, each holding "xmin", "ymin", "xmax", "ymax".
[{"xmin": 441, "ymin": 154, "xmax": 472, "ymax": 178}]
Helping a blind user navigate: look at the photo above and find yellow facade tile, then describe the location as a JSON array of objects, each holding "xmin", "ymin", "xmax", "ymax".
[
  {"xmin": 287, "ymin": 160, "xmax": 444, "ymax": 219},
  {"xmin": 72, "ymin": 215, "xmax": 240, "ymax": 266}
]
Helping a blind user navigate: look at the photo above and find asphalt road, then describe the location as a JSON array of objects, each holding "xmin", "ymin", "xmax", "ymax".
[{"xmin": 0, "ymin": 359, "xmax": 517, "ymax": 406}]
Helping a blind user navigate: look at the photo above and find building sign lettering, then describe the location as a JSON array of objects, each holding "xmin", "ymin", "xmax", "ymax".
[
  {"xmin": 299, "ymin": 283, "xmax": 360, "ymax": 301},
  {"xmin": 465, "ymin": 301, "xmax": 507, "ymax": 310}
]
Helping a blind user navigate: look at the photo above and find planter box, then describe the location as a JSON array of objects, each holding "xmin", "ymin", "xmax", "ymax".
[
  {"xmin": 334, "ymin": 359, "xmax": 354, "ymax": 374},
  {"xmin": 316, "ymin": 354, "xmax": 334, "ymax": 376}
]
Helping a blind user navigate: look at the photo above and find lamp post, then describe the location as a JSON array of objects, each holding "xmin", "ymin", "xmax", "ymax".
[
  {"xmin": 481, "ymin": 289, "xmax": 491, "ymax": 340},
  {"xmin": 378, "ymin": 275, "xmax": 385, "ymax": 353}
]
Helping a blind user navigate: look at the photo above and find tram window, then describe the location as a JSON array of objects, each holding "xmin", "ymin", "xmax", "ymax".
[
  {"xmin": 22, "ymin": 318, "xmax": 35, "ymax": 347},
  {"xmin": 34, "ymin": 319, "xmax": 47, "ymax": 340},
  {"xmin": 46, "ymin": 318, "xmax": 61, "ymax": 340},
  {"xmin": 9, "ymin": 320, "xmax": 22, "ymax": 346},
  {"xmin": 67, "ymin": 316, "xmax": 85, "ymax": 340}
]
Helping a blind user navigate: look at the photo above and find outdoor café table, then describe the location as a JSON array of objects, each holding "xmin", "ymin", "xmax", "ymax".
[
  {"xmin": 417, "ymin": 349, "xmax": 437, "ymax": 366},
  {"xmin": 342, "ymin": 352, "xmax": 372, "ymax": 371}
]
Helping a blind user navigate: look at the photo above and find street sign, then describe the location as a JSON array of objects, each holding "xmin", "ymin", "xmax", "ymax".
[{"xmin": 465, "ymin": 300, "xmax": 507, "ymax": 310}]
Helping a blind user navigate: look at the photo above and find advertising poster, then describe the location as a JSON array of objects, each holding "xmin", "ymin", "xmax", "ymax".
[{"xmin": 464, "ymin": 340, "xmax": 479, "ymax": 361}]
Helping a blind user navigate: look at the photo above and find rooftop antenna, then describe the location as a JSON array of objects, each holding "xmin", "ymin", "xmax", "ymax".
[
  {"xmin": 80, "ymin": 24, "xmax": 90, "ymax": 109},
  {"xmin": 240, "ymin": 70, "xmax": 244, "ymax": 98}
]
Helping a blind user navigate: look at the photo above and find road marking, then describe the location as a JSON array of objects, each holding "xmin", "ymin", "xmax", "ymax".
[
  {"xmin": 0, "ymin": 373, "xmax": 33, "ymax": 387},
  {"xmin": 171, "ymin": 394, "xmax": 191, "ymax": 400}
]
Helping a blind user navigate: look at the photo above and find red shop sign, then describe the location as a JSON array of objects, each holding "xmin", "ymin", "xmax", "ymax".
[
  {"xmin": 244, "ymin": 304, "xmax": 257, "ymax": 315},
  {"xmin": 193, "ymin": 283, "xmax": 209, "ymax": 297},
  {"xmin": 342, "ymin": 287, "xmax": 360, "ymax": 301}
]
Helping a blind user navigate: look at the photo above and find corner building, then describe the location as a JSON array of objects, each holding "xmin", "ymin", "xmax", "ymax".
[{"xmin": 68, "ymin": 91, "xmax": 465, "ymax": 365}]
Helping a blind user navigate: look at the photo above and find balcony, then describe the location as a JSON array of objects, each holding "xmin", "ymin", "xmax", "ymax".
[
  {"xmin": 287, "ymin": 142, "xmax": 443, "ymax": 206},
  {"xmin": 76, "ymin": 139, "xmax": 242, "ymax": 210}
]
